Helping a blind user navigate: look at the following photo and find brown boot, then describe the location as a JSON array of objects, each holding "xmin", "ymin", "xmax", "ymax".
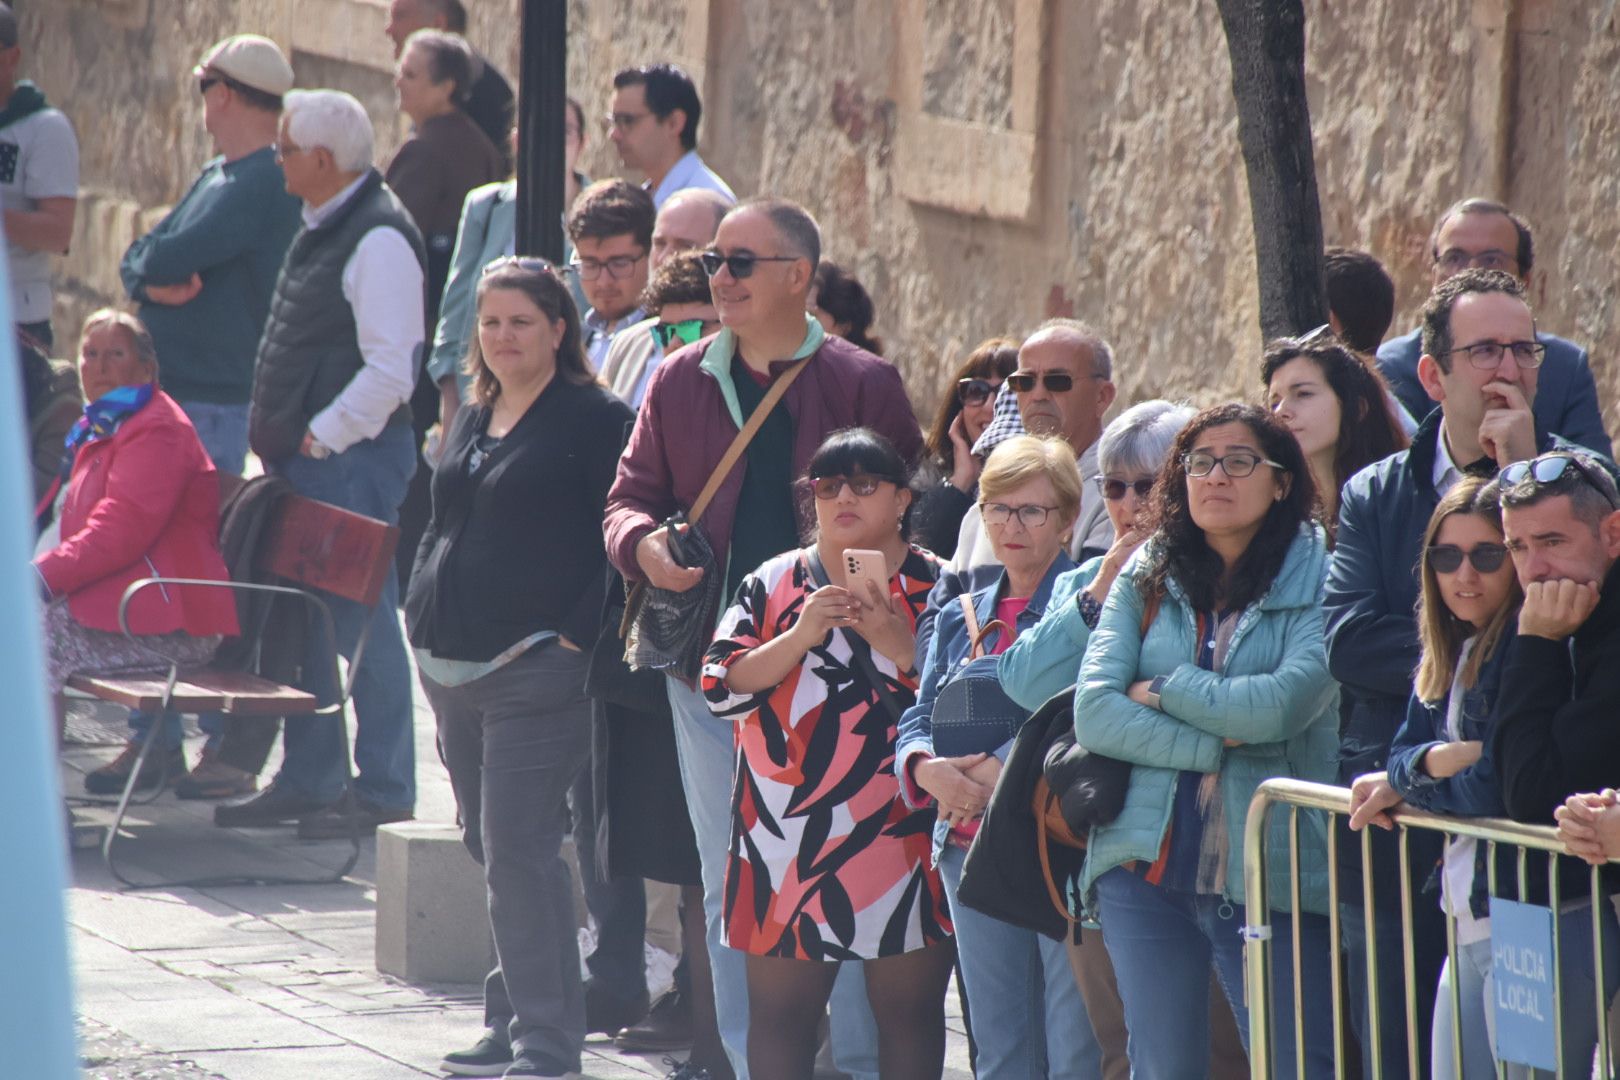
[{"xmin": 84, "ymin": 740, "xmax": 185, "ymax": 795}]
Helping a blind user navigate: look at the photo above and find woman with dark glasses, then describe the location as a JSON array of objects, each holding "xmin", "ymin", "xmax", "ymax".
[
  {"xmin": 910, "ymin": 337, "xmax": 1020, "ymax": 558},
  {"xmin": 701, "ymin": 428, "xmax": 953, "ymax": 1080}
]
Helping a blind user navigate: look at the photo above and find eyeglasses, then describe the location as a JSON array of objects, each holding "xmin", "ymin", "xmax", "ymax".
[
  {"xmin": 1444, "ymin": 339, "xmax": 1547, "ymax": 371},
  {"xmin": 1500, "ymin": 452, "xmax": 1620, "ymax": 508},
  {"xmin": 570, "ymin": 253, "xmax": 646, "ymax": 281},
  {"xmin": 1095, "ymin": 476, "xmax": 1155, "ymax": 501},
  {"xmin": 957, "ymin": 378, "xmax": 1001, "ymax": 407},
  {"xmin": 481, "ymin": 255, "xmax": 559, "ymax": 276},
  {"xmin": 1426, "ymin": 543, "xmax": 1510, "ymax": 575},
  {"xmin": 651, "ymin": 318, "xmax": 710, "ymax": 350},
  {"xmin": 980, "ymin": 502, "xmax": 1060, "ymax": 528},
  {"xmin": 812, "ymin": 474, "xmax": 892, "ymax": 500},
  {"xmin": 1005, "ymin": 370, "xmax": 1107, "ymax": 394},
  {"xmin": 699, "ymin": 250, "xmax": 801, "ymax": 279},
  {"xmin": 1436, "ymin": 248, "xmax": 1518, "ymax": 274},
  {"xmin": 604, "ymin": 111, "xmax": 651, "ymax": 131},
  {"xmin": 1181, "ymin": 451, "xmax": 1285, "ymax": 479}
]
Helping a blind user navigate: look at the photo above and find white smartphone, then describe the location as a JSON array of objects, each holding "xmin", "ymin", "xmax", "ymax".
[{"xmin": 842, "ymin": 548, "xmax": 888, "ymax": 604}]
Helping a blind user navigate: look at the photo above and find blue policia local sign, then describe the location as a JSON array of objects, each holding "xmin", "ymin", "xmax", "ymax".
[{"xmin": 1490, "ymin": 897, "xmax": 1558, "ymax": 1072}]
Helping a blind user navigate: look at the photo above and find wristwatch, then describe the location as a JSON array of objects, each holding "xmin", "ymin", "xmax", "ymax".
[{"xmin": 1145, "ymin": 675, "xmax": 1168, "ymax": 710}]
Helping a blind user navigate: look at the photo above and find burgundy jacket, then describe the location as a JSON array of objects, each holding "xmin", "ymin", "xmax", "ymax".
[
  {"xmin": 604, "ymin": 330, "xmax": 923, "ymax": 584},
  {"xmin": 36, "ymin": 390, "xmax": 239, "ymax": 638}
]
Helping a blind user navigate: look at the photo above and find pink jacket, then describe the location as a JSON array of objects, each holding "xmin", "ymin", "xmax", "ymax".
[
  {"xmin": 35, "ymin": 391, "xmax": 240, "ymax": 638},
  {"xmin": 604, "ymin": 330, "xmax": 922, "ymax": 583}
]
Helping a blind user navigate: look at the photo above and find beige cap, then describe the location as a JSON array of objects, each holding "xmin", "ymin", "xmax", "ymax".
[{"xmin": 193, "ymin": 34, "xmax": 294, "ymax": 97}]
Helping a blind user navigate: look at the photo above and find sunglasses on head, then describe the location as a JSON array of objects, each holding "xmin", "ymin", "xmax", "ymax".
[
  {"xmin": 481, "ymin": 255, "xmax": 560, "ymax": 277},
  {"xmin": 1095, "ymin": 476, "xmax": 1155, "ymax": 501},
  {"xmin": 1426, "ymin": 543, "xmax": 1509, "ymax": 575},
  {"xmin": 811, "ymin": 474, "xmax": 892, "ymax": 500},
  {"xmin": 1500, "ymin": 452, "xmax": 1620, "ymax": 507},
  {"xmin": 957, "ymin": 378, "xmax": 1000, "ymax": 407},
  {"xmin": 698, "ymin": 250, "xmax": 800, "ymax": 280},
  {"xmin": 651, "ymin": 318, "xmax": 709, "ymax": 350}
]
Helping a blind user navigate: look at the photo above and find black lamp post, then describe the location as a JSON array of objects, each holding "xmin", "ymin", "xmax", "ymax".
[{"xmin": 515, "ymin": 0, "xmax": 567, "ymax": 262}]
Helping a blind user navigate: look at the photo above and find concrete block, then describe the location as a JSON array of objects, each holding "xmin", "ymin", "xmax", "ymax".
[{"xmin": 374, "ymin": 823, "xmax": 494, "ymax": 985}]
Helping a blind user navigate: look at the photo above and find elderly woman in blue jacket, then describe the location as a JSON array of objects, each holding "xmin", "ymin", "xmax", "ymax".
[
  {"xmin": 896, "ymin": 434, "xmax": 1098, "ymax": 1079},
  {"xmin": 1074, "ymin": 403, "xmax": 1340, "ymax": 1079}
]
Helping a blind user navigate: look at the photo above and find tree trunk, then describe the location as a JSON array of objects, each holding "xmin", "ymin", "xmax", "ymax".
[{"xmin": 1214, "ymin": 0, "xmax": 1327, "ymax": 340}]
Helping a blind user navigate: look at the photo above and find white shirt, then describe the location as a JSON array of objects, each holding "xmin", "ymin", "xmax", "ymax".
[
  {"xmin": 1432, "ymin": 423, "xmax": 1465, "ymax": 497},
  {"xmin": 647, "ymin": 150, "xmax": 736, "ymax": 209},
  {"xmin": 2, "ymin": 108, "xmax": 79, "ymax": 322},
  {"xmin": 301, "ymin": 173, "xmax": 425, "ymax": 454}
]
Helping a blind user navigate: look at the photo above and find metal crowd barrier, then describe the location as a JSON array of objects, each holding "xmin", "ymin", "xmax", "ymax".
[{"xmin": 1243, "ymin": 778, "xmax": 1614, "ymax": 1080}]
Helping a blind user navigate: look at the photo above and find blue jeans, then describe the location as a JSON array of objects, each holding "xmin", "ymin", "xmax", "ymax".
[
  {"xmin": 1433, "ymin": 903, "xmax": 1619, "ymax": 1079},
  {"xmin": 1096, "ymin": 866, "xmax": 1336, "ymax": 1078},
  {"xmin": 664, "ymin": 676, "xmax": 879, "ymax": 1080},
  {"xmin": 938, "ymin": 843, "xmax": 1100, "ymax": 1079},
  {"xmin": 176, "ymin": 399, "xmax": 250, "ymax": 477},
  {"xmin": 1341, "ymin": 899, "xmax": 1448, "ymax": 1079},
  {"xmin": 269, "ymin": 425, "xmax": 416, "ymax": 810}
]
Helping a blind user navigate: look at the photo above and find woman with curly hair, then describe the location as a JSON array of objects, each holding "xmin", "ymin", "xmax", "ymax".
[{"xmin": 1073, "ymin": 402, "xmax": 1339, "ymax": 1077}]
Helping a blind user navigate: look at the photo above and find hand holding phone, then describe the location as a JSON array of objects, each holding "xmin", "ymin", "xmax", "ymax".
[{"xmin": 842, "ymin": 549, "xmax": 888, "ymax": 607}]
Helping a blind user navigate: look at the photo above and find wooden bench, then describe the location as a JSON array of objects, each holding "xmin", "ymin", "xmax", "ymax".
[{"xmin": 68, "ymin": 472, "xmax": 399, "ymax": 889}]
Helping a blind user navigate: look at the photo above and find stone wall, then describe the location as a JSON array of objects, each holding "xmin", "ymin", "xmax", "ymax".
[{"xmin": 28, "ymin": 0, "xmax": 1620, "ymax": 442}]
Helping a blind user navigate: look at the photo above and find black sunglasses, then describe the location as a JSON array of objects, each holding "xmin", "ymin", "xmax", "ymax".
[
  {"xmin": 957, "ymin": 378, "xmax": 1000, "ymax": 407},
  {"xmin": 1095, "ymin": 476, "xmax": 1155, "ymax": 501},
  {"xmin": 1006, "ymin": 371, "xmax": 1091, "ymax": 394},
  {"xmin": 1500, "ymin": 452, "xmax": 1620, "ymax": 508},
  {"xmin": 1426, "ymin": 543, "xmax": 1509, "ymax": 575},
  {"xmin": 699, "ymin": 250, "xmax": 800, "ymax": 280},
  {"xmin": 811, "ymin": 474, "xmax": 895, "ymax": 499}
]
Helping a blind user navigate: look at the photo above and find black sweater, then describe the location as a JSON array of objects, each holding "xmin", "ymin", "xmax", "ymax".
[
  {"xmin": 406, "ymin": 377, "xmax": 634, "ymax": 661},
  {"xmin": 1493, "ymin": 557, "xmax": 1620, "ymax": 897}
]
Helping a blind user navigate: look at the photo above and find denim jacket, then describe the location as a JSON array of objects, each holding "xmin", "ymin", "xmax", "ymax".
[
  {"xmin": 1385, "ymin": 632, "xmax": 1514, "ymax": 919},
  {"xmin": 896, "ymin": 552, "xmax": 1077, "ymax": 864}
]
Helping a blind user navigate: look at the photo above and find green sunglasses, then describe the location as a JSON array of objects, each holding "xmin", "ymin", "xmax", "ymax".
[{"xmin": 650, "ymin": 318, "xmax": 709, "ymax": 351}]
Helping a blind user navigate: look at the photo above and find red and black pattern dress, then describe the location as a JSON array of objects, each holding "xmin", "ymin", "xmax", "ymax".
[{"xmin": 701, "ymin": 545, "xmax": 952, "ymax": 961}]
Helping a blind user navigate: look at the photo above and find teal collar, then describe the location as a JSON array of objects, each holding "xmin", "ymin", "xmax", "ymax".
[{"xmin": 699, "ymin": 314, "xmax": 826, "ymax": 427}]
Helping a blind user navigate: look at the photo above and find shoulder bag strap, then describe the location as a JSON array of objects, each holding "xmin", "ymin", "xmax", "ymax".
[
  {"xmin": 807, "ymin": 548, "xmax": 907, "ymax": 724},
  {"xmin": 688, "ymin": 352, "xmax": 812, "ymax": 527}
]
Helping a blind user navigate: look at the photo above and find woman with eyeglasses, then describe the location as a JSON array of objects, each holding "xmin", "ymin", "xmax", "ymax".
[
  {"xmin": 896, "ymin": 434, "xmax": 1102, "ymax": 1079},
  {"xmin": 1074, "ymin": 403, "xmax": 1339, "ymax": 1078},
  {"xmin": 701, "ymin": 427, "xmax": 953, "ymax": 1080},
  {"xmin": 1263, "ymin": 334, "xmax": 1408, "ymax": 532},
  {"xmin": 909, "ymin": 337, "xmax": 1021, "ymax": 559},
  {"xmin": 404, "ymin": 260, "xmax": 635, "ymax": 1080}
]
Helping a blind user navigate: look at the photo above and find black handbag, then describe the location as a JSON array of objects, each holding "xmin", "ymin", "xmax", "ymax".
[{"xmin": 621, "ymin": 352, "xmax": 811, "ymax": 680}]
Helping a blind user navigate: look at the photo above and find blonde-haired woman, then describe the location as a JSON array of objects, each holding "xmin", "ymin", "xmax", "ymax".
[{"xmin": 898, "ymin": 434, "xmax": 1101, "ymax": 1078}]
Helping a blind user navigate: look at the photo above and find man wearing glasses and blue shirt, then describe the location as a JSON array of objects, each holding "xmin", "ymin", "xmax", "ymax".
[
  {"xmin": 1327, "ymin": 267, "xmax": 1615, "ymax": 1077},
  {"xmin": 1376, "ymin": 197, "xmax": 1610, "ymax": 458},
  {"xmin": 607, "ymin": 63, "xmax": 734, "ymax": 209},
  {"xmin": 566, "ymin": 178, "xmax": 656, "ymax": 372}
]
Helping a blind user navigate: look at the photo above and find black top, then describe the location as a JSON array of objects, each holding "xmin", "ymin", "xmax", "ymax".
[
  {"xmin": 465, "ymin": 53, "xmax": 516, "ymax": 176},
  {"xmin": 406, "ymin": 376, "xmax": 634, "ymax": 661},
  {"xmin": 722, "ymin": 355, "xmax": 800, "ymax": 601}
]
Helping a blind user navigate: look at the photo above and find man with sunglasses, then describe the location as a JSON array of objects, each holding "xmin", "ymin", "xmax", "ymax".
[
  {"xmin": 600, "ymin": 188, "xmax": 733, "ymax": 408},
  {"xmin": 1376, "ymin": 197, "xmax": 1609, "ymax": 457},
  {"xmin": 567, "ymin": 178, "xmax": 656, "ymax": 372},
  {"xmin": 605, "ymin": 196, "xmax": 919, "ymax": 1080},
  {"xmin": 0, "ymin": 2, "xmax": 76, "ymax": 351},
  {"xmin": 1324, "ymin": 268, "xmax": 1613, "ymax": 1076}
]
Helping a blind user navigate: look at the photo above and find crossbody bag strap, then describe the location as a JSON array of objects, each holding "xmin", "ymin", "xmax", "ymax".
[
  {"xmin": 688, "ymin": 352, "xmax": 812, "ymax": 527},
  {"xmin": 806, "ymin": 548, "xmax": 906, "ymax": 724},
  {"xmin": 957, "ymin": 592, "xmax": 1009, "ymax": 659}
]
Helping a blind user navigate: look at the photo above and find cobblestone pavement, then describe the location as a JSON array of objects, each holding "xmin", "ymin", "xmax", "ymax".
[{"xmin": 63, "ymin": 621, "xmax": 975, "ymax": 1080}]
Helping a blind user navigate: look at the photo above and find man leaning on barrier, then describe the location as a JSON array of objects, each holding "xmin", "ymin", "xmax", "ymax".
[{"xmin": 1486, "ymin": 451, "xmax": 1620, "ymax": 1076}]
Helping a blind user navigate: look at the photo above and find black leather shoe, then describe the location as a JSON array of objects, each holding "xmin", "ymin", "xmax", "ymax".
[
  {"xmin": 439, "ymin": 1029, "xmax": 512, "ymax": 1076},
  {"xmin": 615, "ymin": 989, "xmax": 693, "ymax": 1052},
  {"xmin": 585, "ymin": 978, "xmax": 650, "ymax": 1037},
  {"xmin": 213, "ymin": 782, "xmax": 334, "ymax": 828},
  {"xmin": 296, "ymin": 794, "xmax": 413, "ymax": 840}
]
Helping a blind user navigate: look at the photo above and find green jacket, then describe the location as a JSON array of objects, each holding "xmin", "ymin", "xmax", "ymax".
[{"xmin": 1073, "ymin": 524, "xmax": 1339, "ymax": 915}]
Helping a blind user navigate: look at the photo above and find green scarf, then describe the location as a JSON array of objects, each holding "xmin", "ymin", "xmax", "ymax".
[{"xmin": 0, "ymin": 81, "xmax": 48, "ymax": 132}]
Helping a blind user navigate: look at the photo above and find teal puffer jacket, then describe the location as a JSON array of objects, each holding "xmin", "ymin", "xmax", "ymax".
[{"xmin": 1073, "ymin": 524, "xmax": 1339, "ymax": 915}]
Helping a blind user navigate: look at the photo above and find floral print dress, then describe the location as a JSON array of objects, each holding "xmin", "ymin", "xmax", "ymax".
[{"xmin": 701, "ymin": 545, "xmax": 952, "ymax": 961}]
